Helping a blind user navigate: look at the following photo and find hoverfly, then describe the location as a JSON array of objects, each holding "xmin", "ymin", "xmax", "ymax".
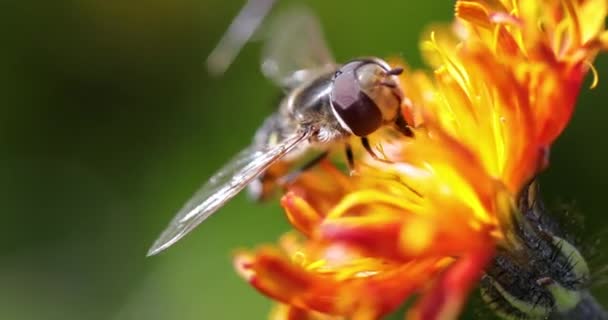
[{"xmin": 147, "ymin": 2, "xmax": 412, "ymax": 256}]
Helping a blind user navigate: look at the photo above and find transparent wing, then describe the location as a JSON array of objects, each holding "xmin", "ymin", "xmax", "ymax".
[
  {"xmin": 206, "ymin": 0, "xmax": 278, "ymax": 76},
  {"xmin": 260, "ymin": 4, "xmax": 336, "ymax": 89},
  {"xmin": 147, "ymin": 129, "xmax": 311, "ymax": 256}
]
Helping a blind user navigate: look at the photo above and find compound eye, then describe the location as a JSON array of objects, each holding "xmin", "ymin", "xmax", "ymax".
[{"xmin": 330, "ymin": 61, "xmax": 383, "ymax": 136}]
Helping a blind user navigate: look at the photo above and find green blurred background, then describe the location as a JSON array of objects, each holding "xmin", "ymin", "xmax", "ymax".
[{"xmin": 0, "ymin": 1, "xmax": 606, "ymax": 319}]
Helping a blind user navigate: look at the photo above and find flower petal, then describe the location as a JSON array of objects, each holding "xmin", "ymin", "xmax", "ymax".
[
  {"xmin": 282, "ymin": 192, "xmax": 323, "ymax": 238},
  {"xmin": 234, "ymin": 247, "xmax": 442, "ymax": 318},
  {"xmin": 407, "ymin": 245, "xmax": 495, "ymax": 320},
  {"xmin": 269, "ymin": 304, "xmax": 343, "ymax": 320}
]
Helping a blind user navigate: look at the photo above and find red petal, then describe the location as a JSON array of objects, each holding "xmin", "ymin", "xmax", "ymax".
[
  {"xmin": 282, "ymin": 192, "xmax": 323, "ymax": 238},
  {"xmin": 407, "ymin": 244, "xmax": 495, "ymax": 320},
  {"xmin": 270, "ymin": 304, "xmax": 339, "ymax": 320},
  {"xmin": 319, "ymin": 213, "xmax": 492, "ymax": 262},
  {"xmin": 235, "ymin": 247, "xmax": 441, "ymax": 318}
]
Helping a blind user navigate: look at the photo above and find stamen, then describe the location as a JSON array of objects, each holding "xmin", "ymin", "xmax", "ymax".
[
  {"xmin": 326, "ymin": 189, "xmax": 420, "ymax": 219},
  {"xmin": 586, "ymin": 60, "xmax": 599, "ymax": 89},
  {"xmin": 562, "ymin": 0, "xmax": 582, "ymax": 48}
]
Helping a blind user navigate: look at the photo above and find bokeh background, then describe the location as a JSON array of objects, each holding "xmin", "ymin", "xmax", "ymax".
[{"xmin": 0, "ymin": 0, "xmax": 606, "ymax": 319}]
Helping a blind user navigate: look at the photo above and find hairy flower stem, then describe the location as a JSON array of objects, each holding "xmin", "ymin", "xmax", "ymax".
[
  {"xmin": 481, "ymin": 181, "xmax": 607, "ymax": 319},
  {"xmin": 550, "ymin": 291, "xmax": 608, "ymax": 320}
]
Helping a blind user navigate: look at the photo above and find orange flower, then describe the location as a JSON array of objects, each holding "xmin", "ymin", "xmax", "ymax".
[
  {"xmin": 236, "ymin": 164, "xmax": 454, "ymax": 319},
  {"xmin": 234, "ymin": 1, "xmax": 607, "ymax": 319}
]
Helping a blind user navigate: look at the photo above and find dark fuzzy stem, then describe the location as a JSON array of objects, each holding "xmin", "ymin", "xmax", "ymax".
[
  {"xmin": 550, "ymin": 291, "xmax": 608, "ymax": 320},
  {"xmin": 481, "ymin": 181, "xmax": 608, "ymax": 319}
]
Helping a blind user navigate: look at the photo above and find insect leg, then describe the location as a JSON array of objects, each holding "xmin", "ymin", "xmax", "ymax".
[
  {"xmin": 395, "ymin": 112, "xmax": 414, "ymax": 137},
  {"xmin": 248, "ymin": 172, "xmax": 275, "ymax": 202},
  {"xmin": 345, "ymin": 142, "xmax": 355, "ymax": 173},
  {"xmin": 361, "ymin": 137, "xmax": 393, "ymax": 163},
  {"xmin": 277, "ymin": 151, "xmax": 329, "ymax": 185}
]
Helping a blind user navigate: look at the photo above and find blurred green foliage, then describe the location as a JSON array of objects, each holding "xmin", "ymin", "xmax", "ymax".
[{"xmin": 0, "ymin": 1, "xmax": 605, "ymax": 319}]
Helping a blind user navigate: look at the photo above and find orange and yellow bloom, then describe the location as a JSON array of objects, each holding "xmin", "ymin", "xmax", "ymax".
[{"xmin": 235, "ymin": 1, "xmax": 607, "ymax": 319}]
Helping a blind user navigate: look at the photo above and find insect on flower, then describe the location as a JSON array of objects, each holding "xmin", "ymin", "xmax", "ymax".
[
  {"xmin": 147, "ymin": 3, "xmax": 412, "ymax": 256},
  {"xmin": 231, "ymin": 0, "xmax": 608, "ymax": 318}
]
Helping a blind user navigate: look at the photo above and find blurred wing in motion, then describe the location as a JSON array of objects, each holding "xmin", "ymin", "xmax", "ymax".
[
  {"xmin": 147, "ymin": 129, "xmax": 311, "ymax": 256},
  {"xmin": 206, "ymin": 0, "xmax": 279, "ymax": 76},
  {"xmin": 261, "ymin": 5, "xmax": 336, "ymax": 89}
]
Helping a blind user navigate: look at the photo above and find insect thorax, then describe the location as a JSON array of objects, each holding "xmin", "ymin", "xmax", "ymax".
[{"xmin": 287, "ymin": 72, "xmax": 349, "ymax": 141}]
